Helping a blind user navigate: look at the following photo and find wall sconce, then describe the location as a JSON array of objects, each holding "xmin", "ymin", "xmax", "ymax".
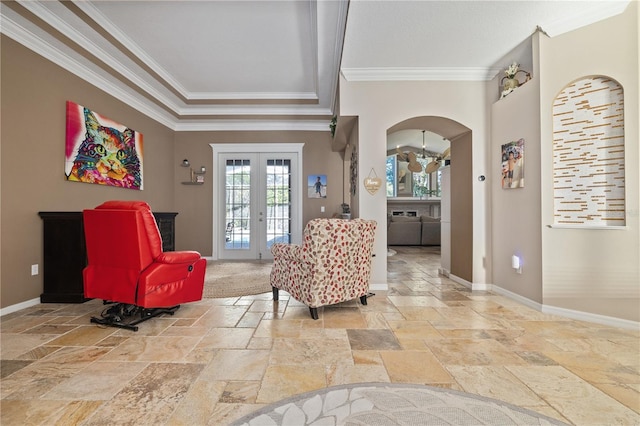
[{"xmin": 180, "ymin": 159, "xmax": 206, "ymax": 185}]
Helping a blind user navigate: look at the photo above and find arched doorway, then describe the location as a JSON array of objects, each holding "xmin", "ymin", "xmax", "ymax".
[{"xmin": 387, "ymin": 116, "xmax": 473, "ymax": 283}]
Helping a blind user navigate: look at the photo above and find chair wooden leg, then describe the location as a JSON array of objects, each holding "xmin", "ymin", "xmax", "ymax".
[
  {"xmin": 360, "ymin": 295, "xmax": 367, "ymax": 305},
  {"xmin": 309, "ymin": 307, "xmax": 319, "ymax": 320},
  {"xmin": 272, "ymin": 286, "xmax": 279, "ymax": 301}
]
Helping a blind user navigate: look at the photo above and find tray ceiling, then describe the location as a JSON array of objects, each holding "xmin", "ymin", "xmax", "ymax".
[{"xmin": 0, "ymin": 0, "xmax": 629, "ymax": 133}]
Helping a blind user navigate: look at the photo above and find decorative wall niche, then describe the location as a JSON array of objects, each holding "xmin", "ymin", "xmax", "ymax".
[{"xmin": 552, "ymin": 76, "xmax": 625, "ymax": 226}]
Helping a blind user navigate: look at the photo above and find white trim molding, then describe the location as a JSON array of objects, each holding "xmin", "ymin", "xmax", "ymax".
[
  {"xmin": 341, "ymin": 67, "xmax": 502, "ymax": 82},
  {"xmin": 479, "ymin": 283, "xmax": 639, "ymax": 331},
  {"xmin": 210, "ymin": 143, "xmax": 304, "ymax": 261},
  {"xmin": 0, "ymin": 298, "xmax": 41, "ymax": 317}
]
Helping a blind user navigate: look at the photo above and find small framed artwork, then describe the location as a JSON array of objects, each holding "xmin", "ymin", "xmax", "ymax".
[
  {"xmin": 308, "ymin": 175, "xmax": 327, "ymax": 198},
  {"xmin": 501, "ymin": 138, "xmax": 524, "ymax": 189}
]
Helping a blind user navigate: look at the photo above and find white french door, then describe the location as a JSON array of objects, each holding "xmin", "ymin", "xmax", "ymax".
[{"xmin": 211, "ymin": 144, "xmax": 303, "ymax": 260}]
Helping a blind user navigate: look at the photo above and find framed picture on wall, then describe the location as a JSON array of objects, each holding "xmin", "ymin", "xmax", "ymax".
[
  {"xmin": 501, "ymin": 138, "xmax": 524, "ymax": 189},
  {"xmin": 65, "ymin": 101, "xmax": 144, "ymax": 190},
  {"xmin": 308, "ymin": 174, "xmax": 327, "ymax": 198}
]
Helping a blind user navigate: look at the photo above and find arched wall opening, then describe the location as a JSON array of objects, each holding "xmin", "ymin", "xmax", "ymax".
[{"xmin": 387, "ymin": 116, "xmax": 473, "ymax": 282}]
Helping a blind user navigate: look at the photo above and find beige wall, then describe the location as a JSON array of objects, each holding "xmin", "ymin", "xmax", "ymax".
[
  {"xmin": 172, "ymin": 131, "xmax": 344, "ymax": 256},
  {"xmin": 539, "ymin": 3, "xmax": 639, "ymax": 322},
  {"xmin": 0, "ymin": 36, "xmax": 343, "ymax": 310},
  {"xmin": 1, "ymin": 36, "xmax": 176, "ymax": 308},
  {"xmin": 339, "ymin": 79, "xmax": 491, "ymax": 287},
  {"xmin": 450, "ymin": 132, "xmax": 473, "ymax": 283},
  {"xmin": 491, "ymin": 60, "xmax": 543, "ymax": 303},
  {"xmin": 2, "ymin": 5, "xmax": 638, "ymax": 323}
]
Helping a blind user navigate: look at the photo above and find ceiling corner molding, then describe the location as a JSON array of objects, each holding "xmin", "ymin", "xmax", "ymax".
[
  {"xmin": 73, "ymin": 0, "xmax": 191, "ymax": 100},
  {"xmin": 326, "ymin": 0, "xmax": 349, "ymax": 114},
  {"xmin": 541, "ymin": 0, "xmax": 631, "ymax": 37},
  {"xmin": 174, "ymin": 119, "xmax": 331, "ymax": 132},
  {"xmin": 187, "ymin": 91, "xmax": 319, "ymax": 101},
  {"xmin": 341, "ymin": 67, "xmax": 499, "ymax": 82},
  {"xmin": 176, "ymin": 105, "xmax": 332, "ymax": 117},
  {"xmin": 1, "ymin": 7, "xmax": 178, "ymax": 130}
]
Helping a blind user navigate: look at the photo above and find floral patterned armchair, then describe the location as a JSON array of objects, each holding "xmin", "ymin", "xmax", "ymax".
[{"xmin": 270, "ymin": 218, "xmax": 377, "ymax": 319}]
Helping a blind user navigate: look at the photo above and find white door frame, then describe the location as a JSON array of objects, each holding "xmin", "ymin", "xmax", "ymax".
[{"xmin": 210, "ymin": 143, "xmax": 304, "ymax": 260}]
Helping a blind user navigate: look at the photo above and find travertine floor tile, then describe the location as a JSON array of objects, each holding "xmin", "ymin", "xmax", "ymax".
[
  {"xmin": 270, "ymin": 337, "xmax": 352, "ymax": 365},
  {"xmin": 428, "ymin": 338, "xmax": 528, "ymax": 366},
  {"xmin": 1, "ymin": 246, "xmax": 637, "ymax": 425},
  {"xmin": 257, "ymin": 364, "xmax": 326, "ymax": 404},
  {"xmin": 380, "ymin": 350, "xmax": 453, "ymax": 384},
  {"xmin": 347, "ymin": 329, "xmax": 402, "ymax": 350},
  {"xmin": 201, "ymin": 349, "xmax": 270, "ymax": 381},
  {"xmin": 507, "ymin": 365, "xmax": 640, "ymax": 425},
  {"xmin": 83, "ymin": 362, "xmax": 204, "ymax": 425},
  {"xmin": 101, "ymin": 336, "xmax": 202, "ymax": 362},
  {"xmin": 167, "ymin": 379, "xmax": 226, "ymax": 425},
  {"xmin": 447, "ymin": 365, "xmax": 549, "ymax": 407}
]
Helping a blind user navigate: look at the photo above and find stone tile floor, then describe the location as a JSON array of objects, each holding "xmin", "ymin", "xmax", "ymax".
[{"xmin": 1, "ymin": 246, "xmax": 638, "ymax": 425}]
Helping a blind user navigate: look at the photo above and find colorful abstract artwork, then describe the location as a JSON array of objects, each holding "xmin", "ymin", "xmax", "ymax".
[{"xmin": 65, "ymin": 101, "xmax": 143, "ymax": 190}]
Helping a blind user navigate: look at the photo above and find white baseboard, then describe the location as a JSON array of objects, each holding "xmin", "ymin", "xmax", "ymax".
[
  {"xmin": 0, "ymin": 297, "xmax": 41, "ymax": 317},
  {"xmin": 370, "ymin": 282, "xmax": 389, "ymax": 291},
  {"xmin": 4, "ymin": 283, "xmax": 636, "ymax": 331},
  {"xmin": 541, "ymin": 304, "xmax": 639, "ymax": 331},
  {"xmin": 488, "ymin": 285, "xmax": 543, "ymax": 312},
  {"xmin": 449, "ymin": 274, "xmax": 472, "ymax": 289},
  {"xmin": 479, "ymin": 283, "xmax": 638, "ymax": 331}
]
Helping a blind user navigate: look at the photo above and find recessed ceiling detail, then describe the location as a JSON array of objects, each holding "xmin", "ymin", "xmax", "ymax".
[
  {"xmin": 1, "ymin": 0, "xmax": 347, "ymax": 131},
  {"xmin": 1, "ymin": 1, "xmax": 629, "ymax": 131}
]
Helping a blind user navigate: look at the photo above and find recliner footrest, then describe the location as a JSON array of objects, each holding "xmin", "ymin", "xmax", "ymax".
[{"xmin": 90, "ymin": 303, "xmax": 180, "ymax": 331}]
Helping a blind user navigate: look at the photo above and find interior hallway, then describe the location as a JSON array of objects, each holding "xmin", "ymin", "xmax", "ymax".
[{"xmin": 1, "ymin": 246, "xmax": 638, "ymax": 425}]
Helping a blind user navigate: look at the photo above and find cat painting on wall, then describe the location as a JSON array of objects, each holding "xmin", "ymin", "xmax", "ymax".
[{"xmin": 65, "ymin": 101, "xmax": 143, "ymax": 190}]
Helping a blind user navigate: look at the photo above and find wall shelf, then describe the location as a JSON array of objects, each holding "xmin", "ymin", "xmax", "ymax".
[{"xmin": 181, "ymin": 181, "xmax": 204, "ymax": 185}]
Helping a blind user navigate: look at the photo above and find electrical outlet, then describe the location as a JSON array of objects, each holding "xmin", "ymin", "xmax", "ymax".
[
  {"xmin": 31, "ymin": 264, "xmax": 39, "ymax": 276},
  {"xmin": 321, "ymin": 206, "xmax": 325, "ymax": 212}
]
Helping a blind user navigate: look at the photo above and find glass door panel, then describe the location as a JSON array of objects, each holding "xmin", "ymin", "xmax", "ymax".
[
  {"xmin": 224, "ymin": 158, "xmax": 252, "ymax": 251},
  {"xmin": 219, "ymin": 153, "xmax": 295, "ymax": 260},
  {"xmin": 265, "ymin": 158, "xmax": 292, "ymax": 248}
]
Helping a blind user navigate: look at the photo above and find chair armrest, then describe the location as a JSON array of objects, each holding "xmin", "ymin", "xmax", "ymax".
[
  {"xmin": 271, "ymin": 243, "xmax": 302, "ymax": 260},
  {"xmin": 155, "ymin": 251, "xmax": 202, "ymax": 264}
]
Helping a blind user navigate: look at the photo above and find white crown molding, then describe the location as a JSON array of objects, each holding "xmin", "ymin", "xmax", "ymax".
[
  {"xmin": 177, "ymin": 105, "xmax": 332, "ymax": 116},
  {"xmin": 1, "ymin": 6, "xmax": 333, "ymax": 132},
  {"xmin": 541, "ymin": 0, "xmax": 630, "ymax": 37},
  {"xmin": 341, "ymin": 67, "xmax": 502, "ymax": 82},
  {"xmin": 188, "ymin": 91, "xmax": 319, "ymax": 101},
  {"xmin": 174, "ymin": 119, "xmax": 330, "ymax": 132},
  {"xmin": 76, "ymin": 1, "xmax": 325, "ymax": 105},
  {"xmin": 73, "ymin": 0, "xmax": 193, "ymax": 101},
  {"xmin": 0, "ymin": 9, "xmax": 179, "ymax": 129},
  {"xmin": 327, "ymin": 0, "xmax": 349, "ymax": 114},
  {"xmin": 19, "ymin": 0, "xmax": 184, "ymax": 114}
]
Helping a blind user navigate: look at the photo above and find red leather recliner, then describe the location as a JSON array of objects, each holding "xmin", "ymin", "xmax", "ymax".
[{"xmin": 83, "ymin": 200, "xmax": 205, "ymax": 330}]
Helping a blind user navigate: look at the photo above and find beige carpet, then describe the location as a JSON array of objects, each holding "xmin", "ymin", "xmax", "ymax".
[
  {"xmin": 231, "ymin": 383, "xmax": 568, "ymax": 425},
  {"xmin": 203, "ymin": 260, "xmax": 273, "ymax": 298}
]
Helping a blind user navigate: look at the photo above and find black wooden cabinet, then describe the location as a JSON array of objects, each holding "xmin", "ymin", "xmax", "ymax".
[{"xmin": 38, "ymin": 211, "xmax": 177, "ymax": 303}]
